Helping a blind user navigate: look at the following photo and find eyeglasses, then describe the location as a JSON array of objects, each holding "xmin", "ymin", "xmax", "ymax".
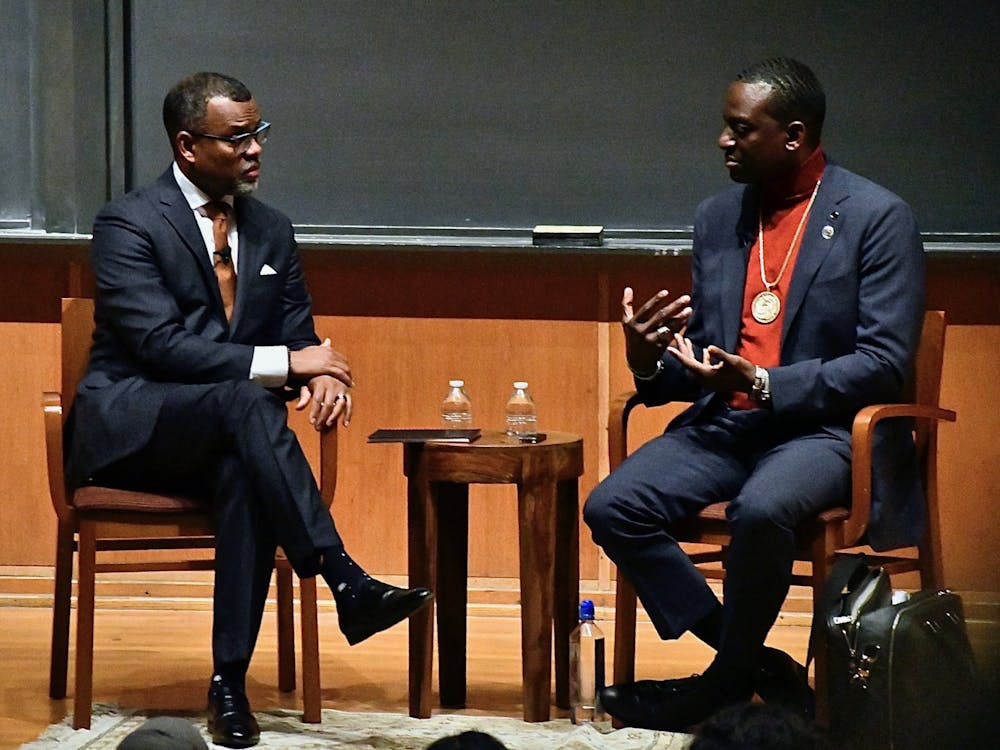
[{"xmin": 190, "ymin": 121, "xmax": 271, "ymax": 154}]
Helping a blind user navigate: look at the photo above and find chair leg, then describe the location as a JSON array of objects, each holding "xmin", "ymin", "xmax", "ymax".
[
  {"xmin": 612, "ymin": 569, "xmax": 638, "ymax": 687},
  {"xmin": 275, "ymin": 560, "xmax": 295, "ymax": 693},
  {"xmin": 73, "ymin": 525, "xmax": 96, "ymax": 730},
  {"xmin": 299, "ymin": 576, "xmax": 321, "ymax": 723},
  {"xmin": 811, "ymin": 538, "xmax": 835, "ymax": 727},
  {"xmin": 49, "ymin": 522, "xmax": 75, "ymax": 699}
]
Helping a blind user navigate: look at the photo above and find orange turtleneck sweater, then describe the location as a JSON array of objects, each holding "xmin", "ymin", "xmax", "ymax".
[{"xmin": 730, "ymin": 147, "xmax": 826, "ymax": 410}]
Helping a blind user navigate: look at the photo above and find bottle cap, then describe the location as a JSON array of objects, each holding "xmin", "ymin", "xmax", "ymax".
[
  {"xmin": 579, "ymin": 599, "xmax": 595, "ymax": 620},
  {"xmin": 448, "ymin": 379, "xmax": 465, "ymax": 387},
  {"xmin": 513, "ymin": 381, "xmax": 528, "ymax": 389}
]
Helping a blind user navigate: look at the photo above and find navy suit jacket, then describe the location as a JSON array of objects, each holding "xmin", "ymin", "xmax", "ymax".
[
  {"xmin": 636, "ymin": 163, "xmax": 926, "ymax": 550},
  {"xmin": 66, "ymin": 168, "xmax": 320, "ymax": 489}
]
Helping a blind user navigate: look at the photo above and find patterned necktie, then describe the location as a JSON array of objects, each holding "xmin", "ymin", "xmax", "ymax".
[{"xmin": 204, "ymin": 201, "xmax": 235, "ymax": 321}]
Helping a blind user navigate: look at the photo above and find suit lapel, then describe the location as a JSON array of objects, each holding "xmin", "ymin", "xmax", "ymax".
[
  {"xmin": 229, "ymin": 198, "xmax": 264, "ymax": 335},
  {"xmin": 720, "ymin": 187, "xmax": 757, "ymax": 351},
  {"xmin": 157, "ymin": 170, "xmax": 226, "ymax": 313},
  {"xmin": 782, "ymin": 166, "xmax": 849, "ymax": 339}
]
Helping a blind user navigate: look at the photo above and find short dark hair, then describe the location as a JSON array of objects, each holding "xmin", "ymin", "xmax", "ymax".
[
  {"xmin": 736, "ymin": 57, "xmax": 825, "ymax": 143},
  {"xmin": 425, "ymin": 731, "xmax": 508, "ymax": 750},
  {"xmin": 162, "ymin": 72, "xmax": 252, "ymax": 141},
  {"xmin": 690, "ymin": 703, "xmax": 833, "ymax": 750}
]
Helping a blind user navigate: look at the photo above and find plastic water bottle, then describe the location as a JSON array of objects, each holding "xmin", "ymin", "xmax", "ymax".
[
  {"xmin": 504, "ymin": 381, "xmax": 537, "ymax": 437},
  {"xmin": 569, "ymin": 599, "xmax": 606, "ymax": 724},
  {"xmin": 441, "ymin": 379, "xmax": 473, "ymax": 428}
]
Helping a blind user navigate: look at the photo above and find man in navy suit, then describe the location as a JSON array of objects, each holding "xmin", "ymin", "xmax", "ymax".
[
  {"xmin": 585, "ymin": 58, "xmax": 925, "ymax": 731},
  {"xmin": 66, "ymin": 72, "xmax": 432, "ymax": 748}
]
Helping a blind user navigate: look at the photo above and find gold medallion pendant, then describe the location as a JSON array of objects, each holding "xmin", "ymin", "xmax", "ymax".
[{"xmin": 751, "ymin": 290, "xmax": 781, "ymax": 324}]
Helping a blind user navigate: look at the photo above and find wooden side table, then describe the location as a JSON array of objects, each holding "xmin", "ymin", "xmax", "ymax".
[{"xmin": 403, "ymin": 430, "xmax": 584, "ymax": 722}]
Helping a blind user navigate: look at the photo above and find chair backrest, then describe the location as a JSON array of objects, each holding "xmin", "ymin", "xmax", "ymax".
[
  {"xmin": 61, "ymin": 297, "xmax": 97, "ymax": 417},
  {"xmin": 910, "ymin": 310, "xmax": 947, "ymax": 465}
]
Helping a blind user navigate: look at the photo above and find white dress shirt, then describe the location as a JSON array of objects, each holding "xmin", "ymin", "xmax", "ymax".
[{"xmin": 172, "ymin": 162, "xmax": 289, "ymax": 387}]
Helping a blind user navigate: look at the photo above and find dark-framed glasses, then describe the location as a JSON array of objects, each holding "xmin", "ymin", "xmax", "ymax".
[{"xmin": 191, "ymin": 121, "xmax": 271, "ymax": 154}]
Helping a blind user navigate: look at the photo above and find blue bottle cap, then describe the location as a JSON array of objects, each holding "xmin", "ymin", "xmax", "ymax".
[{"xmin": 579, "ymin": 599, "xmax": 595, "ymax": 620}]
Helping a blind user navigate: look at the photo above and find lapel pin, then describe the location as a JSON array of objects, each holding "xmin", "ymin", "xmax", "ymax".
[
  {"xmin": 822, "ymin": 225, "xmax": 835, "ymax": 239},
  {"xmin": 829, "ymin": 211, "xmax": 839, "ymax": 219}
]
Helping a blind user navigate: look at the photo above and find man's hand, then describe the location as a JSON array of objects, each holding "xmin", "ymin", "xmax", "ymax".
[
  {"xmin": 289, "ymin": 338, "xmax": 353, "ymax": 388},
  {"xmin": 667, "ymin": 334, "xmax": 755, "ymax": 393},
  {"xmin": 622, "ymin": 286, "xmax": 693, "ymax": 375},
  {"xmin": 295, "ymin": 374, "xmax": 352, "ymax": 431}
]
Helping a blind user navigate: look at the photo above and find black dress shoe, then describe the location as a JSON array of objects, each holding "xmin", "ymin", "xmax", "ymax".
[
  {"xmin": 600, "ymin": 669, "xmax": 752, "ymax": 732},
  {"xmin": 755, "ymin": 647, "xmax": 815, "ymax": 719},
  {"xmin": 206, "ymin": 679, "xmax": 260, "ymax": 748},
  {"xmin": 598, "ymin": 674, "xmax": 700, "ymax": 723},
  {"xmin": 339, "ymin": 577, "xmax": 434, "ymax": 645}
]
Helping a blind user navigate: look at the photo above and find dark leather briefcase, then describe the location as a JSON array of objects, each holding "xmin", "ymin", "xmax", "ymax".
[{"xmin": 815, "ymin": 555, "xmax": 980, "ymax": 750}]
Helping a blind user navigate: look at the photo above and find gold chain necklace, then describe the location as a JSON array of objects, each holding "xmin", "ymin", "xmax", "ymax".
[{"xmin": 751, "ymin": 180, "xmax": 821, "ymax": 324}]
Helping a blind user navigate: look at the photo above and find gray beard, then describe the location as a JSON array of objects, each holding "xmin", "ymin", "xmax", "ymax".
[{"xmin": 234, "ymin": 179, "xmax": 258, "ymax": 197}]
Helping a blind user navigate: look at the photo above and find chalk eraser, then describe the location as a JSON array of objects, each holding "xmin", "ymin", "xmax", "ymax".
[{"xmin": 532, "ymin": 225, "xmax": 604, "ymax": 246}]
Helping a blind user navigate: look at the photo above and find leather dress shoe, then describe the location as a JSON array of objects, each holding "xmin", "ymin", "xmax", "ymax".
[
  {"xmin": 599, "ymin": 670, "xmax": 751, "ymax": 731},
  {"xmin": 339, "ymin": 577, "xmax": 434, "ymax": 645},
  {"xmin": 598, "ymin": 674, "xmax": 700, "ymax": 722},
  {"xmin": 206, "ymin": 679, "xmax": 260, "ymax": 748},
  {"xmin": 755, "ymin": 647, "xmax": 815, "ymax": 719}
]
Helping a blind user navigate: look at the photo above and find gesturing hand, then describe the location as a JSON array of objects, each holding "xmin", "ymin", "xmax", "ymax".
[
  {"xmin": 622, "ymin": 286, "xmax": 692, "ymax": 375},
  {"xmin": 666, "ymin": 334, "xmax": 755, "ymax": 394}
]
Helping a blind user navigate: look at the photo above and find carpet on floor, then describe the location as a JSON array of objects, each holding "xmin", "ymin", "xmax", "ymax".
[{"xmin": 19, "ymin": 703, "xmax": 692, "ymax": 749}]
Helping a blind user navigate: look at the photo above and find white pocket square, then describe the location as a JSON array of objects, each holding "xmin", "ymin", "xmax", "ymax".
[{"xmin": 259, "ymin": 264, "xmax": 277, "ymax": 276}]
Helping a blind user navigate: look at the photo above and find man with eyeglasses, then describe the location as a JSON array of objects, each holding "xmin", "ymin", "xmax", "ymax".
[{"xmin": 65, "ymin": 72, "xmax": 432, "ymax": 748}]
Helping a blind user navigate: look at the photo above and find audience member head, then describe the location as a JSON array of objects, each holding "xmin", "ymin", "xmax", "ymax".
[
  {"xmin": 690, "ymin": 703, "xmax": 836, "ymax": 750},
  {"xmin": 117, "ymin": 716, "xmax": 209, "ymax": 750},
  {"xmin": 425, "ymin": 729, "xmax": 509, "ymax": 749}
]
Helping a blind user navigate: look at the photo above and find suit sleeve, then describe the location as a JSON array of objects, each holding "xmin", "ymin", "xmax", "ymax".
[
  {"xmin": 633, "ymin": 201, "xmax": 715, "ymax": 406},
  {"xmin": 90, "ymin": 204, "xmax": 255, "ymax": 383}
]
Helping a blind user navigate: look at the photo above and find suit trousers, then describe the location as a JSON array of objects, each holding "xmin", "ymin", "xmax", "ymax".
[
  {"xmin": 90, "ymin": 379, "xmax": 341, "ymax": 669},
  {"xmin": 584, "ymin": 400, "xmax": 850, "ymax": 677}
]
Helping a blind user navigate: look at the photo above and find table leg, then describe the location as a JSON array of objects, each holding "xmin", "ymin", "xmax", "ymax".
[
  {"xmin": 553, "ymin": 478, "xmax": 580, "ymax": 709},
  {"xmin": 517, "ymin": 477, "xmax": 556, "ymax": 722},
  {"xmin": 435, "ymin": 481, "xmax": 469, "ymax": 708},
  {"xmin": 406, "ymin": 447, "xmax": 436, "ymax": 719}
]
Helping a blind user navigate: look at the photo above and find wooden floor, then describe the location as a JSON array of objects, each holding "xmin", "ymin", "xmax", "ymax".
[{"xmin": 0, "ymin": 603, "xmax": 810, "ymax": 748}]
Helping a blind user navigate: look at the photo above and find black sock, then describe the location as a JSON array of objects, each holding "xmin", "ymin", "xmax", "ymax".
[
  {"xmin": 212, "ymin": 662, "xmax": 247, "ymax": 692},
  {"xmin": 319, "ymin": 546, "xmax": 370, "ymax": 614},
  {"xmin": 690, "ymin": 603, "xmax": 724, "ymax": 650}
]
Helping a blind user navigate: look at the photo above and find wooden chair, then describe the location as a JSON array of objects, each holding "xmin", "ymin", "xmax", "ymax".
[
  {"xmin": 608, "ymin": 310, "xmax": 955, "ymax": 722},
  {"xmin": 45, "ymin": 298, "xmax": 337, "ymax": 728}
]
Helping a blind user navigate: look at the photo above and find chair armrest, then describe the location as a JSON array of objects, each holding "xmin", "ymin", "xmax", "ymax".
[
  {"xmin": 846, "ymin": 402, "xmax": 957, "ymax": 546},
  {"xmin": 43, "ymin": 392, "xmax": 74, "ymax": 524},
  {"xmin": 317, "ymin": 424, "xmax": 338, "ymax": 509}
]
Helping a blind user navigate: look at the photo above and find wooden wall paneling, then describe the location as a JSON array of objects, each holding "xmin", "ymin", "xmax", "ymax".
[
  {"xmin": 312, "ymin": 315, "xmax": 603, "ymax": 581},
  {"xmin": 937, "ymin": 325, "xmax": 1000, "ymax": 592},
  {"xmin": 0, "ymin": 323, "xmax": 61, "ymax": 565}
]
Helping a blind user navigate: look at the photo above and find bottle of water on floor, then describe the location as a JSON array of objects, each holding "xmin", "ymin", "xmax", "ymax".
[
  {"xmin": 441, "ymin": 379, "xmax": 473, "ymax": 428},
  {"xmin": 570, "ymin": 599, "xmax": 606, "ymax": 724},
  {"xmin": 504, "ymin": 381, "xmax": 537, "ymax": 437}
]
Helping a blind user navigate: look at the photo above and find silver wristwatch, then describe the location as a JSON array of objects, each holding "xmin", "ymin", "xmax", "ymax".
[{"xmin": 751, "ymin": 365, "xmax": 771, "ymax": 404}]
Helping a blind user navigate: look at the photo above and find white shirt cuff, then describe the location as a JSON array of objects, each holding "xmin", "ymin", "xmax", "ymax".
[{"xmin": 250, "ymin": 346, "xmax": 290, "ymax": 387}]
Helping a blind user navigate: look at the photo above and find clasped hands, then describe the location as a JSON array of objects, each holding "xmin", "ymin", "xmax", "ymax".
[
  {"xmin": 622, "ymin": 286, "xmax": 756, "ymax": 394},
  {"xmin": 289, "ymin": 338, "xmax": 353, "ymax": 430}
]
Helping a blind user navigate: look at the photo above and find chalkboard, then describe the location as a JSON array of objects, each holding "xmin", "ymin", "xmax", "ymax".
[{"xmin": 127, "ymin": 1, "xmax": 999, "ymax": 236}]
